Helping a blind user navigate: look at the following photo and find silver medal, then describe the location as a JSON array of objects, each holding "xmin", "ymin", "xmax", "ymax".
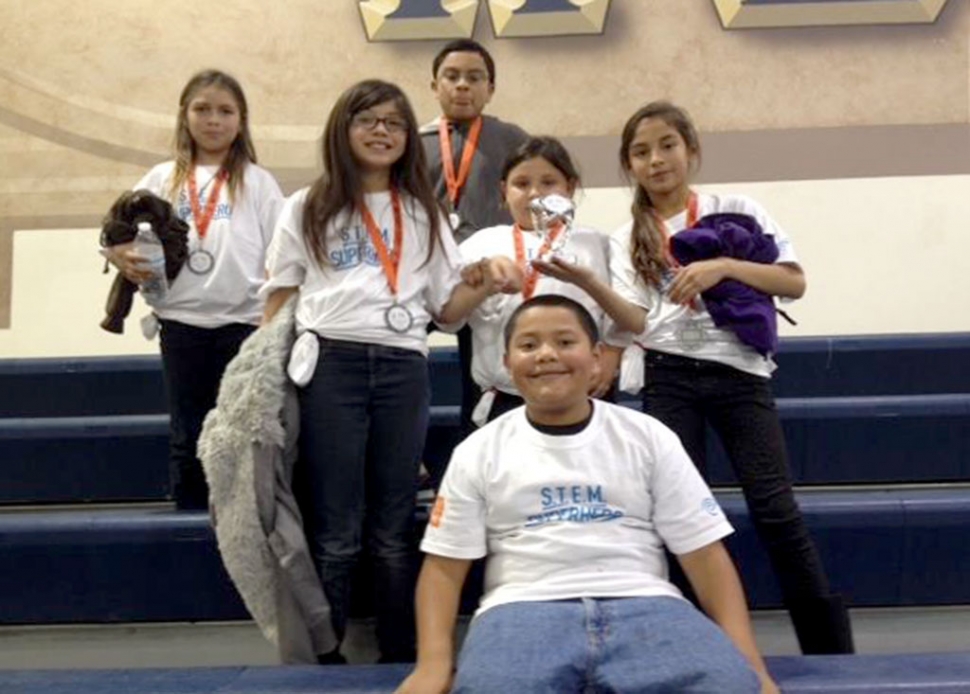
[
  {"xmin": 529, "ymin": 194, "xmax": 575, "ymax": 261},
  {"xmin": 187, "ymin": 249, "xmax": 215, "ymax": 275},
  {"xmin": 448, "ymin": 211, "xmax": 461, "ymax": 231},
  {"xmin": 385, "ymin": 303, "xmax": 414, "ymax": 333}
]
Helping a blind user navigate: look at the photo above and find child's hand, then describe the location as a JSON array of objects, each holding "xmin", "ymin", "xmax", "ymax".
[
  {"xmin": 590, "ymin": 346, "xmax": 621, "ymax": 398},
  {"xmin": 103, "ymin": 242, "xmax": 153, "ymax": 284},
  {"xmin": 485, "ymin": 255, "xmax": 523, "ymax": 294},
  {"xmin": 667, "ymin": 259, "xmax": 727, "ymax": 305},
  {"xmin": 394, "ymin": 665, "xmax": 453, "ymax": 694},
  {"xmin": 758, "ymin": 671, "xmax": 780, "ymax": 694},
  {"xmin": 589, "ymin": 368, "xmax": 615, "ymax": 399},
  {"xmin": 461, "ymin": 258, "xmax": 488, "ymax": 288},
  {"xmin": 531, "ymin": 256, "xmax": 594, "ymax": 288}
]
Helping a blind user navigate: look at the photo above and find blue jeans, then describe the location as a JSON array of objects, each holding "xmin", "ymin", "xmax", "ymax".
[
  {"xmin": 297, "ymin": 337, "xmax": 430, "ymax": 662},
  {"xmin": 453, "ymin": 596, "xmax": 759, "ymax": 693}
]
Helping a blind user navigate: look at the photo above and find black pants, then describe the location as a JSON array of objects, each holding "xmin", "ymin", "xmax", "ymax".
[
  {"xmin": 642, "ymin": 350, "xmax": 832, "ymax": 602},
  {"xmin": 457, "ymin": 325, "xmax": 481, "ymax": 437},
  {"xmin": 159, "ymin": 319, "xmax": 255, "ymax": 510}
]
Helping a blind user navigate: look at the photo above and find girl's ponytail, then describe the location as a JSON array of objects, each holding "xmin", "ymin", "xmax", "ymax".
[{"xmin": 629, "ymin": 188, "xmax": 667, "ymax": 289}]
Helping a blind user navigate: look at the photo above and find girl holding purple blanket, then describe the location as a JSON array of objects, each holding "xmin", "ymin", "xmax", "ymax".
[{"xmin": 533, "ymin": 100, "xmax": 854, "ymax": 656}]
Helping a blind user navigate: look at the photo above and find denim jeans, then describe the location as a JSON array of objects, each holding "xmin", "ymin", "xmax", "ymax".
[
  {"xmin": 159, "ymin": 319, "xmax": 255, "ymax": 510},
  {"xmin": 642, "ymin": 350, "xmax": 831, "ymax": 603},
  {"xmin": 297, "ymin": 337, "xmax": 430, "ymax": 662},
  {"xmin": 453, "ymin": 596, "xmax": 759, "ymax": 693}
]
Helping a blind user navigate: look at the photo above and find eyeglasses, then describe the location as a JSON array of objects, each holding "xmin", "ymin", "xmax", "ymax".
[{"xmin": 351, "ymin": 112, "xmax": 408, "ymax": 134}]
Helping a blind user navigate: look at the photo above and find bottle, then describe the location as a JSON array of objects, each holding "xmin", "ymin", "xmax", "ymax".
[{"xmin": 133, "ymin": 221, "xmax": 168, "ymax": 303}]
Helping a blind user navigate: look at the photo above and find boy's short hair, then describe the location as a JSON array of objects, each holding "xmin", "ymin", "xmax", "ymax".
[
  {"xmin": 503, "ymin": 295, "xmax": 600, "ymax": 351},
  {"xmin": 432, "ymin": 39, "xmax": 496, "ymax": 85}
]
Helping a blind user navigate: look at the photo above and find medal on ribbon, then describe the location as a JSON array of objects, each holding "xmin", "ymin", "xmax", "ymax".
[
  {"xmin": 186, "ymin": 168, "xmax": 228, "ymax": 275},
  {"xmin": 360, "ymin": 190, "xmax": 412, "ymax": 334},
  {"xmin": 438, "ymin": 116, "xmax": 482, "ymax": 232}
]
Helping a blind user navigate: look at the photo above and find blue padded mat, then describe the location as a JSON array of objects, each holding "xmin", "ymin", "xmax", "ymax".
[{"xmin": 3, "ymin": 655, "xmax": 970, "ymax": 693}]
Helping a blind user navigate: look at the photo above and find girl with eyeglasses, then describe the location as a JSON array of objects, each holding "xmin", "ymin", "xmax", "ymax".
[{"xmin": 261, "ymin": 79, "xmax": 518, "ymax": 664}]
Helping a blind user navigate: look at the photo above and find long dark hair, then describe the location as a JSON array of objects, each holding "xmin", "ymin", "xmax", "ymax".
[
  {"xmin": 302, "ymin": 79, "xmax": 442, "ymax": 267},
  {"xmin": 619, "ymin": 101, "xmax": 701, "ymax": 288},
  {"xmin": 168, "ymin": 69, "xmax": 256, "ymax": 202}
]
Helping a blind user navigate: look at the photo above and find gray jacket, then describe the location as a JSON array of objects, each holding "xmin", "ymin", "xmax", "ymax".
[{"xmin": 198, "ymin": 296, "xmax": 337, "ymax": 663}]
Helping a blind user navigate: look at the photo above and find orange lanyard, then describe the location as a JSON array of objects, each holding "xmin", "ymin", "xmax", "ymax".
[
  {"xmin": 438, "ymin": 116, "xmax": 483, "ymax": 209},
  {"xmin": 651, "ymin": 191, "xmax": 698, "ymax": 268},
  {"xmin": 513, "ymin": 223, "xmax": 565, "ymax": 300},
  {"xmin": 187, "ymin": 168, "xmax": 228, "ymax": 239},
  {"xmin": 359, "ymin": 190, "xmax": 405, "ymax": 297}
]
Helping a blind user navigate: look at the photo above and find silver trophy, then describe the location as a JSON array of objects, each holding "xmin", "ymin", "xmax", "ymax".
[{"xmin": 529, "ymin": 194, "xmax": 575, "ymax": 260}]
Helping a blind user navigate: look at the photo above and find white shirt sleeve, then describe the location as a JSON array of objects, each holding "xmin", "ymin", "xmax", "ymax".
[
  {"xmin": 253, "ymin": 166, "xmax": 285, "ymax": 249},
  {"xmin": 423, "ymin": 212, "xmax": 465, "ymax": 317},
  {"xmin": 647, "ymin": 422, "xmax": 734, "ymax": 556},
  {"xmin": 262, "ymin": 189, "xmax": 310, "ymax": 295},
  {"xmin": 609, "ymin": 225, "xmax": 655, "ymax": 311},
  {"xmin": 420, "ymin": 439, "xmax": 488, "ymax": 560},
  {"xmin": 133, "ymin": 163, "xmax": 170, "ymax": 198},
  {"xmin": 595, "ymin": 232, "xmax": 633, "ymax": 348}
]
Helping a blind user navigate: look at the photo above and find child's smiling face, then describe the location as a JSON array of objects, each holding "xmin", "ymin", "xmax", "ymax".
[{"xmin": 505, "ymin": 305, "xmax": 601, "ymax": 424}]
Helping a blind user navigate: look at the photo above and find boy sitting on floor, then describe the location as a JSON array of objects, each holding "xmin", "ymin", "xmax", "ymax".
[{"xmin": 396, "ymin": 295, "xmax": 777, "ymax": 693}]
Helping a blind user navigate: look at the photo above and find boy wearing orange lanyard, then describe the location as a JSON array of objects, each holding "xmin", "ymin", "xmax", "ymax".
[{"xmin": 421, "ymin": 38, "xmax": 529, "ymax": 440}]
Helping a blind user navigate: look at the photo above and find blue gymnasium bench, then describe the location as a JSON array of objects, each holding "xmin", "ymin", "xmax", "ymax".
[
  {"xmin": 2, "ymin": 332, "xmax": 970, "ymax": 418},
  {"xmin": 3, "ymin": 394, "xmax": 969, "ymax": 504},
  {"xmin": 2, "ymin": 489, "xmax": 970, "ymax": 624},
  {"xmin": 3, "ymin": 654, "xmax": 970, "ymax": 693}
]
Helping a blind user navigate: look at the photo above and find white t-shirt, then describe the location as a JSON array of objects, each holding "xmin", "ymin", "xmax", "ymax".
[
  {"xmin": 263, "ymin": 188, "xmax": 463, "ymax": 356},
  {"xmin": 422, "ymin": 401, "xmax": 733, "ymax": 616},
  {"xmin": 457, "ymin": 225, "xmax": 629, "ymax": 395},
  {"xmin": 611, "ymin": 193, "xmax": 799, "ymax": 378},
  {"xmin": 134, "ymin": 161, "xmax": 284, "ymax": 328}
]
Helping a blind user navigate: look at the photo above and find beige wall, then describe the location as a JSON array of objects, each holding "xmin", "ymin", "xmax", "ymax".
[{"xmin": 2, "ymin": 1, "xmax": 969, "ymax": 356}]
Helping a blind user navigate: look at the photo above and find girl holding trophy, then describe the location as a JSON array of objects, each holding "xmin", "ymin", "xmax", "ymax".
[{"xmin": 453, "ymin": 136, "xmax": 628, "ymax": 425}]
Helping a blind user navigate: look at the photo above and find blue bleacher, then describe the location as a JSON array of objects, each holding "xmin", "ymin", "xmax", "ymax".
[
  {"xmin": 2, "ymin": 488, "xmax": 969, "ymax": 624},
  {"xmin": 3, "ymin": 333, "xmax": 970, "ymax": 418},
  {"xmin": 2, "ymin": 335, "xmax": 969, "ymax": 504},
  {"xmin": 2, "ymin": 395, "xmax": 968, "ymax": 504},
  {"xmin": 3, "ymin": 654, "xmax": 970, "ymax": 693},
  {"xmin": 1, "ymin": 332, "xmax": 969, "ymax": 692},
  {"xmin": 771, "ymin": 333, "xmax": 970, "ymax": 398}
]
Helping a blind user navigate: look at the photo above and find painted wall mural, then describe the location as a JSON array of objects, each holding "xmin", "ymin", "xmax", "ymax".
[
  {"xmin": 713, "ymin": 0, "xmax": 948, "ymax": 29},
  {"xmin": 358, "ymin": 0, "xmax": 613, "ymax": 40}
]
